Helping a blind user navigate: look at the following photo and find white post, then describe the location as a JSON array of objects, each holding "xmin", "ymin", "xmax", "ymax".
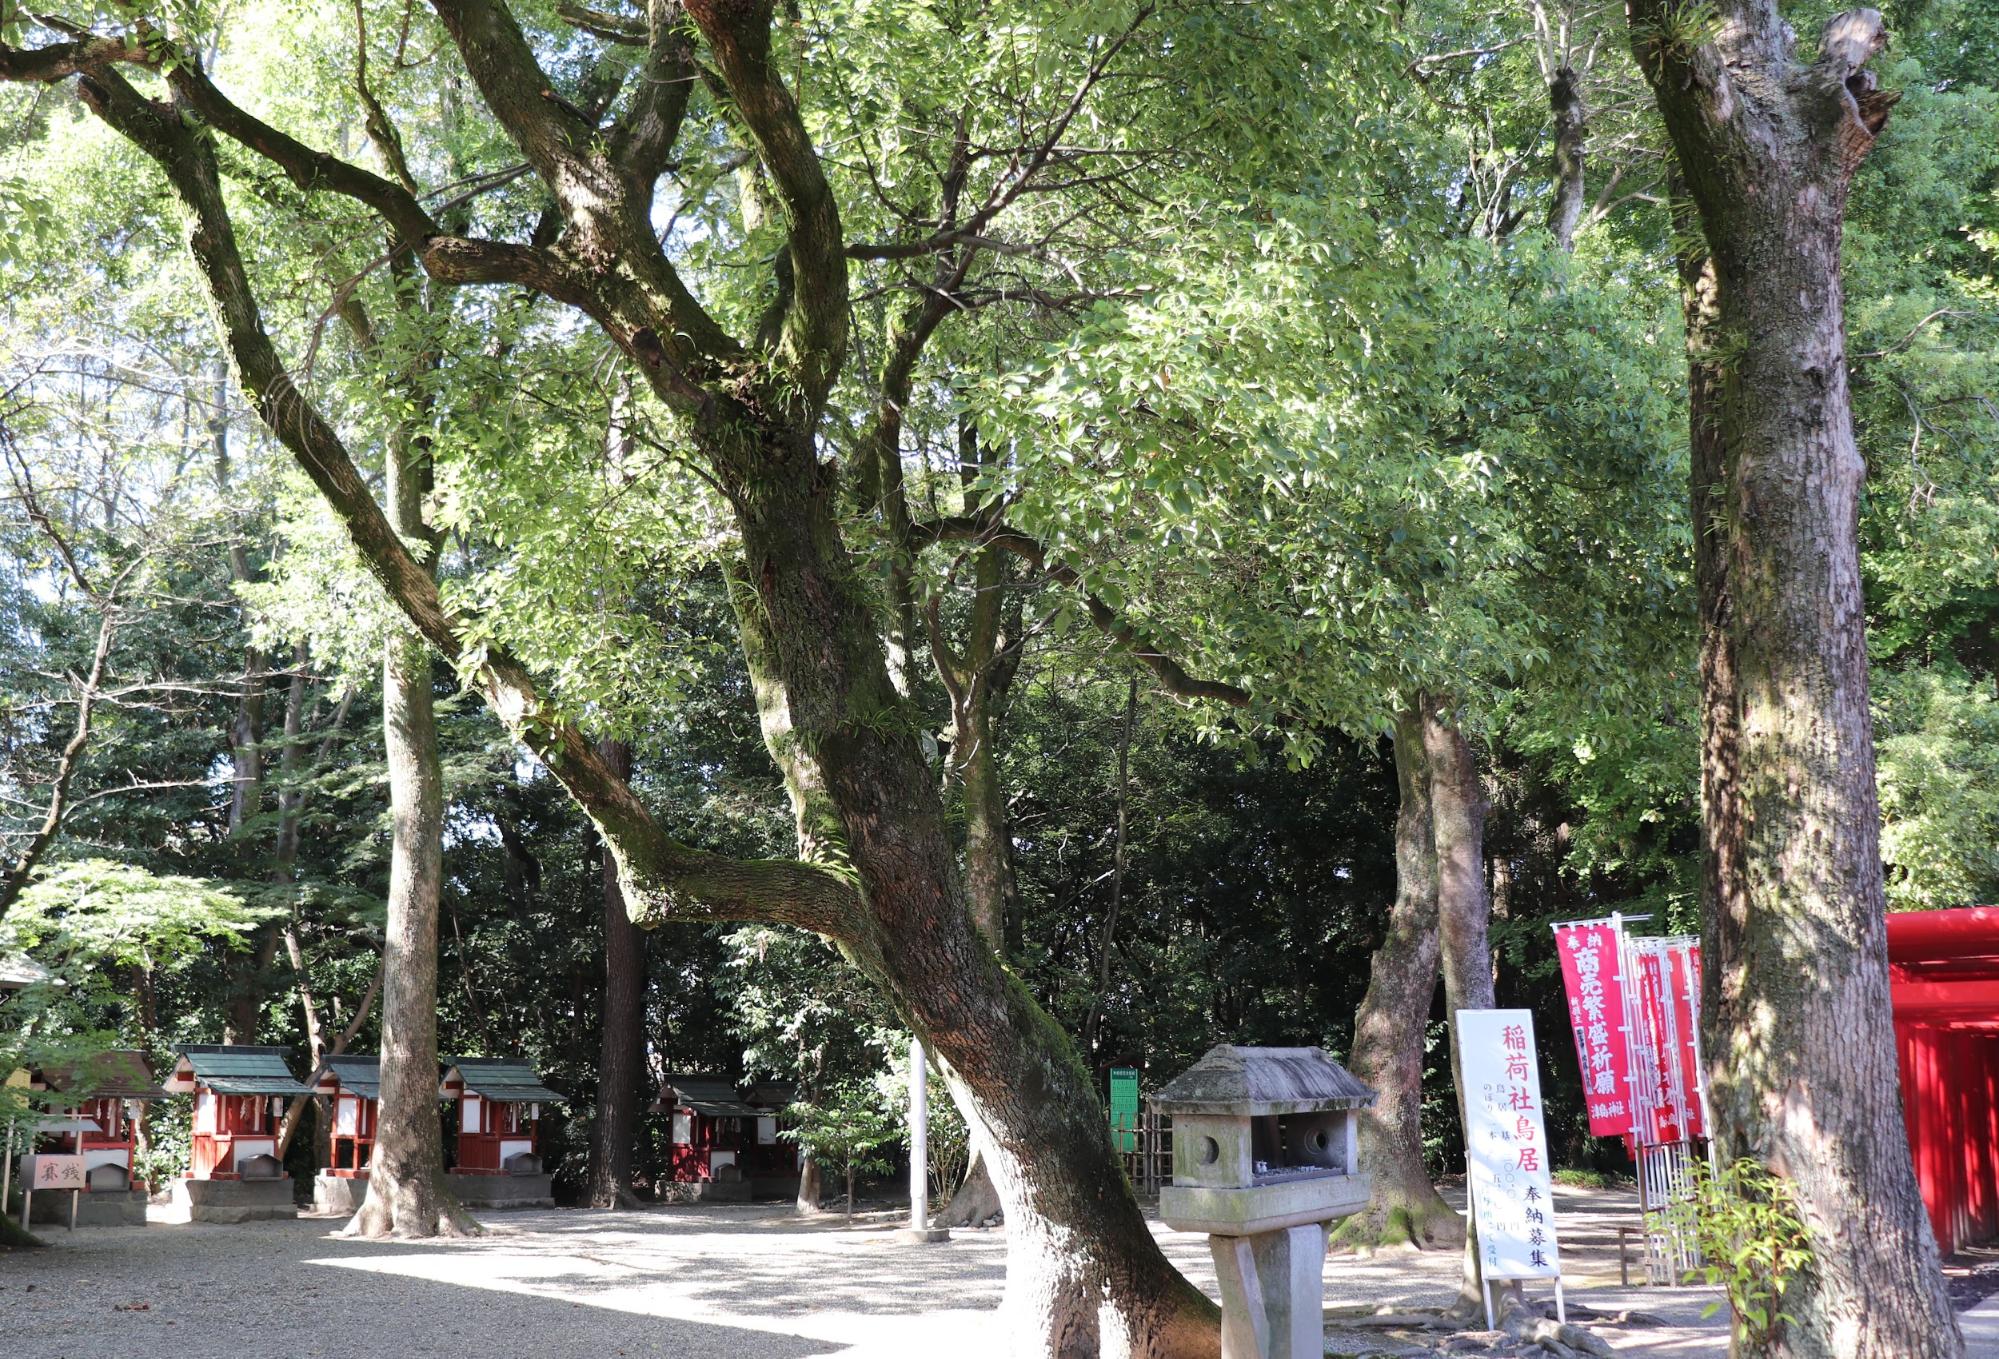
[
  {"xmin": 909, "ymin": 1038, "xmax": 928, "ymax": 1230},
  {"xmin": 901, "ymin": 1037, "xmax": 947, "ymax": 1244}
]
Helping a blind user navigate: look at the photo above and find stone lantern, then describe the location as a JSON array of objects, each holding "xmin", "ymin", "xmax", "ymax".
[{"xmin": 1152, "ymin": 1046, "xmax": 1374, "ymax": 1359}]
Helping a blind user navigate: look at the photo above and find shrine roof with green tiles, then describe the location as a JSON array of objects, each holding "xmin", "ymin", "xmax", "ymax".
[
  {"xmin": 312, "ymin": 1054, "xmax": 381, "ymax": 1100},
  {"xmin": 443, "ymin": 1056, "xmax": 563, "ymax": 1104},
  {"xmin": 168, "ymin": 1044, "xmax": 311, "ymax": 1096}
]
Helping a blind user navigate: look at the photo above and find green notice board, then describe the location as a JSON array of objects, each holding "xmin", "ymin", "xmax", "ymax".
[{"xmin": 1109, "ymin": 1067, "xmax": 1140, "ymax": 1151}]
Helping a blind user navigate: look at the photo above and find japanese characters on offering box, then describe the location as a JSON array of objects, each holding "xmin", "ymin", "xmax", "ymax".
[
  {"xmin": 1459, "ymin": 1009, "xmax": 1562, "ymax": 1279},
  {"xmin": 30, "ymin": 1154, "xmax": 85, "ymax": 1190},
  {"xmin": 1553, "ymin": 922, "xmax": 1632, "ymax": 1136}
]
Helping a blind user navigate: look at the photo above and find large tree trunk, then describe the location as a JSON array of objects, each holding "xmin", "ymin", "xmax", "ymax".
[
  {"xmin": 586, "ymin": 737, "xmax": 647, "ymax": 1209},
  {"xmin": 1632, "ymin": 10, "xmax": 1959, "ymax": 1355},
  {"xmin": 1332, "ymin": 704, "xmax": 1462, "ymax": 1254},
  {"xmin": 345, "ymin": 614, "xmax": 463, "ymax": 1237},
  {"xmin": 1426, "ymin": 702, "xmax": 1495, "ymax": 1310},
  {"xmin": 718, "ymin": 426, "xmax": 1217, "ymax": 1359},
  {"xmin": 344, "ymin": 278, "xmax": 465, "ymax": 1239},
  {"xmin": 70, "ymin": 49, "xmax": 1213, "ymax": 1357}
]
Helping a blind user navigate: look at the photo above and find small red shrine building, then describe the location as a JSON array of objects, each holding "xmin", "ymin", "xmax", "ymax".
[
  {"xmin": 657, "ymin": 1074, "xmax": 798, "ymax": 1194},
  {"xmin": 308, "ymin": 1055, "xmax": 380, "ymax": 1175},
  {"xmin": 27, "ymin": 1049, "xmax": 161, "ymax": 1191},
  {"xmin": 1888, "ymin": 906, "xmax": 1999, "ymax": 1256},
  {"xmin": 163, "ymin": 1045, "xmax": 310, "ymax": 1180},
  {"xmin": 440, "ymin": 1056, "xmax": 561, "ymax": 1173}
]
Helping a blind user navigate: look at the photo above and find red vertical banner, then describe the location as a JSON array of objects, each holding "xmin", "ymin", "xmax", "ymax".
[
  {"xmin": 1553, "ymin": 923, "xmax": 1633, "ymax": 1136},
  {"xmin": 1635, "ymin": 951, "xmax": 1683, "ymax": 1143},
  {"xmin": 1668, "ymin": 944, "xmax": 1705, "ymax": 1138}
]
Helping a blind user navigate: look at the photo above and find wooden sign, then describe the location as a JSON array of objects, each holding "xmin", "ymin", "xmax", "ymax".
[
  {"xmin": 1457, "ymin": 1008, "xmax": 1565, "ymax": 1327},
  {"xmin": 30, "ymin": 1154, "xmax": 85, "ymax": 1192}
]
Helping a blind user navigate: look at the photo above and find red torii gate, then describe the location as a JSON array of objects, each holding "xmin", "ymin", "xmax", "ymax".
[{"xmin": 1889, "ymin": 906, "xmax": 1999, "ymax": 1256}]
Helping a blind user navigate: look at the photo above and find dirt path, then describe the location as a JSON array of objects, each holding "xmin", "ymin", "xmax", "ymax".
[{"xmin": 0, "ymin": 1185, "xmax": 1741, "ymax": 1359}]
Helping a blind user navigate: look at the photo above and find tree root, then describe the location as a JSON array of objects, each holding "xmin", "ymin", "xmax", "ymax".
[{"xmin": 1329, "ymin": 1196, "xmax": 1467, "ymax": 1255}]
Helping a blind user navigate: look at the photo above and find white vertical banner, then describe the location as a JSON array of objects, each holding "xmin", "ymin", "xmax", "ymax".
[{"xmin": 1458, "ymin": 1008, "xmax": 1563, "ymax": 1322}]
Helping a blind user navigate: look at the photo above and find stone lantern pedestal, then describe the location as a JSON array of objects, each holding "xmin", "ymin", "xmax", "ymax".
[{"xmin": 1151, "ymin": 1046, "xmax": 1376, "ymax": 1359}]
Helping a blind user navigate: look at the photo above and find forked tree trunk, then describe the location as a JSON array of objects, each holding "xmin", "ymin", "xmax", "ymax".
[
  {"xmin": 1333, "ymin": 704, "xmax": 1463, "ymax": 1253},
  {"xmin": 1427, "ymin": 702, "xmax": 1495, "ymax": 1310},
  {"xmin": 1632, "ymin": 9, "xmax": 1959, "ymax": 1354},
  {"xmin": 586, "ymin": 737, "xmax": 648, "ymax": 1209}
]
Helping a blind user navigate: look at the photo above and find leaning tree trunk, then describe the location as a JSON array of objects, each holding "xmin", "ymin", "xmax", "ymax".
[
  {"xmin": 586, "ymin": 737, "xmax": 648, "ymax": 1209},
  {"xmin": 66, "ymin": 47, "xmax": 1212, "ymax": 1358},
  {"xmin": 1631, "ymin": 9, "xmax": 1959, "ymax": 1355},
  {"xmin": 1332, "ymin": 703, "xmax": 1462, "ymax": 1253},
  {"xmin": 1427, "ymin": 702, "xmax": 1495, "ymax": 1311},
  {"xmin": 718, "ymin": 423, "xmax": 1218, "ymax": 1359}
]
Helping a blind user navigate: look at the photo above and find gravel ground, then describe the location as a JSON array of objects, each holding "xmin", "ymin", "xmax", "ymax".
[{"xmin": 0, "ymin": 1184, "xmax": 1821, "ymax": 1359}]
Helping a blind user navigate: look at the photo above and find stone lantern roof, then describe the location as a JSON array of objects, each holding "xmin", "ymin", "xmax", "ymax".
[{"xmin": 1149, "ymin": 1045, "xmax": 1373, "ymax": 1117}]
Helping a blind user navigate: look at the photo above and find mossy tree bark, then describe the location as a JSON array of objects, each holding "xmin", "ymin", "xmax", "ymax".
[
  {"xmin": 1630, "ymin": 7, "xmax": 1960, "ymax": 1354},
  {"xmin": 1333, "ymin": 703, "xmax": 1463, "ymax": 1254},
  {"xmin": 34, "ymin": 7, "xmax": 1219, "ymax": 1349}
]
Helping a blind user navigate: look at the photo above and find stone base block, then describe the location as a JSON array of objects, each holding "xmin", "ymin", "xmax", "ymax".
[
  {"xmin": 446, "ymin": 1171, "xmax": 553, "ymax": 1208},
  {"xmin": 897, "ymin": 1227, "xmax": 952, "ymax": 1244},
  {"xmin": 28, "ymin": 1189, "xmax": 148, "ymax": 1227},
  {"xmin": 313, "ymin": 1172, "xmax": 370, "ymax": 1215},
  {"xmin": 172, "ymin": 1176, "xmax": 298, "ymax": 1223}
]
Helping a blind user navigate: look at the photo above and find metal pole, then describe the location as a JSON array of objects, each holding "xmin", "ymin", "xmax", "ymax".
[
  {"xmin": 909, "ymin": 1037, "xmax": 927, "ymax": 1233},
  {"xmin": 900, "ymin": 1038, "xmax": 947, "ymax": 1244},
  {"xmin": 1, "ymin": 1124, "xmax": 12, "ymax": 1208}
]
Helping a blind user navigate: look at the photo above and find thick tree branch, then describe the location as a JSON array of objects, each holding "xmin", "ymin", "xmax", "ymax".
[
  {"xmin": 607, "ymin": 0, "xmax": 696, "ymax": 190},
  {"xmin": 426, "ymin": 0, "xmax": 603, "ymax": 189},
  {"xmin": 684, "ymin": 0, "xmax": 846, "ymax": 402},
  {"xmin": 74, "ymin": 65, "xmax": 860, "ymax": 940}
]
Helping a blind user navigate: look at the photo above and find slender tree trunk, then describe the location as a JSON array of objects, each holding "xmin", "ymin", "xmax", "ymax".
[
  {"xmin": 1629, "ymin": 9, "xmax": 1959, "ymax": 1353},
  {"xmin": 1546, "ymin": 66, "xmax": 1586, "ymax": 251},
  {"xmin": 586, "ymin": 737, "xmax": 647, "ymax": 1209},
  {"xmin": 940, "ymin": 429, "xmax": 1022, "ymax": 1230},
  {"xmin": 345, "ymin": 265, "xmax": 464, "ymax": 1239},
  {"xmin": 796, "ymin": 1157, "xmax": 824, "ymax": 1214},
  {"xmin": 1333, "ymin": 705, "xmax": 1463, "ymax": 1253},
  {"xmin": 1427, "ymin": 701, "xmax": 1496, "ymax": 1310},
  {"xmin": 215, "ymin": 375, "xmax": 275, "ymax": 1044},
  {"xmin": 1081, "ymin": 678, "xmax": 1138, "ymax": 1063},
  {"xmin": 346, "ymin": 611, "xmax": 463, "ymax": 1237}
]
